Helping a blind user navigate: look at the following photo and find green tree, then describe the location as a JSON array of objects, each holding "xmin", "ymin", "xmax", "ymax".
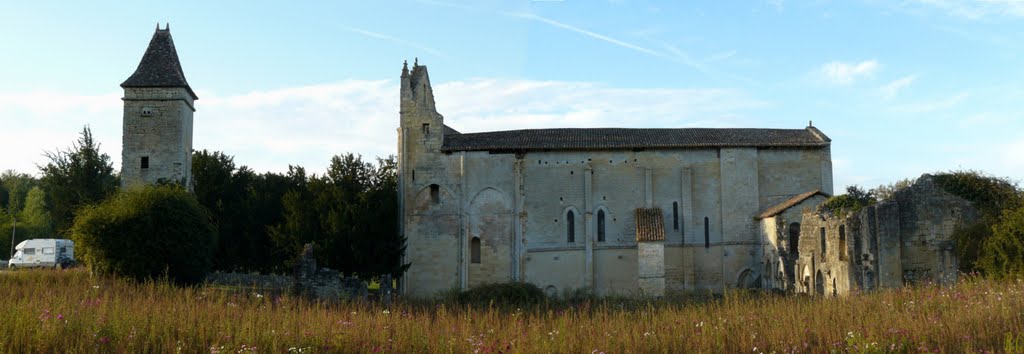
[
  {"xmin": 269, "ymin": 154, "xmax": 407, "ymax": 279},
  {"xmin": 0, "ymin": 170, "xmax": 38, "ymax": 214},
  {"xmin": 39, "ymin": 126, "xmax": 118, "ymax": 234},
  {"xmin": 268, "ymin": 166, "xmax": 321, "ymax": 269},
  {"xmin": 17, "ymin": 186, "xmax": 54, "ymax": 239},
  {"xmin": 192, "ymin": 150, "xmax": 289, "ymax": 272},
  {"xmin": 71, "ymin": 185, "xmax": 216, "ymax": 284},
  {"xmin": 0, "ymin": 172, "xmax": 39, "ymax": 258}
]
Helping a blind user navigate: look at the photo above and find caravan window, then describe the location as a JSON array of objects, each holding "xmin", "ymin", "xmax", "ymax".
[
  {"xmin": 42, "ymin": 247, "xmax": 54, "ymax": 255},
  {"xmin": 59, "ymin": 247, "xmax": 67, "ymax": 254},
  {"xmin": 23, "ymin": 248, "xmax": 35, "ymax": 255}
]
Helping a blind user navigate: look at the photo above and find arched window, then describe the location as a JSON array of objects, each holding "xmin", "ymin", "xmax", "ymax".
[
  {"xmin": 839, "ymin": 225, "xmax": 847, "ymax": 261},
  {"xmin": 430, "ymin": 184, "xmax": 440, "ymax": 204},
  {"xmin": 819, "ymin": 227, "xmax": 827, "ymax": 259},
  {"xmin": 704, "ymin": 217, "xmax": 710, "ymax": 248},
  {"xmin": 672, "ymin": 202, "xmax": 679, "ymax": 230},
  {"xmin": 597, "ymin": 210, "xmax": 606, "ymax": 242},
  {"xmin": 470, "ymin": 237, "xmax": 481, "ymax": 264},
  {"xmin": 788, "ymin": 222, "xmax": 800, "ymax": 255},
  {"xmin": 567, "ymin": 210, "xmax": 575, "ymax": 243}
]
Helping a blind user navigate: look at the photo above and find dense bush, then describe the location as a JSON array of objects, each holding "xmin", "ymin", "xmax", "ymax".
[
  {"xmin": 934, "ymin": 170, "xmax": 1024, "ymax": 273},
  {"xmin": 932, "ymin": 170, "xmax": 1022, "ymax": 217},
  {"xmin": 455, "ymin": 282, "xmax": 547, "ymax": 307},
  {"xmin": 71, "ymin": 185, "xmax": 216, "ymax": 284},
  {"xmin": 976, "ymin": 206, "xmax": 1024, "ymax": 278},
  {"xmin": 818, "ymin": 185, "xmax": 875, "ymax": 216}
]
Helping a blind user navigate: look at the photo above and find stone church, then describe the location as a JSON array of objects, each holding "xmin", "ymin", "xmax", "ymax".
[{"xmin": 398, "ymin": 61, "xmax": 835, "ymax": 298}]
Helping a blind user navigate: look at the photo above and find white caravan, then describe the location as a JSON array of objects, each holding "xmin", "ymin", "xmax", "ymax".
[{"xmin": 8, "ymin": 239, "xmax": 75, "ymax": 269}]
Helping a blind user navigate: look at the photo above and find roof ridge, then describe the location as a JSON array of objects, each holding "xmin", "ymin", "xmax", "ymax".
[
  {"xmin": 442, "ymin": 126, "xmax": 830, "ymax": 151},
  {"xmin": 755, "ymin": 189, "xmax": 829, "ymax": 220}
]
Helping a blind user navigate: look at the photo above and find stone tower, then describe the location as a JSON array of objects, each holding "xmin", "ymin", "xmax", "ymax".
[
  {"xmin": 120, "ymin": 24, "xmax": 197, "ymax": 190},
  {"xmin": 397, "ymin": 59, "xmax": 457, "ymax": 295}
]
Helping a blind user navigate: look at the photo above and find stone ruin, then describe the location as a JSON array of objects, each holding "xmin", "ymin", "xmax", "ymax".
[{"xmin": 292, "ymin": 243, "xmax": 368, "ymax": 302}]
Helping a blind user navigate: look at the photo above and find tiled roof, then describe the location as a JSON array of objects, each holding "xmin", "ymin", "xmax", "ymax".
[
  {"xmin": 442, "ymin": 127, "xmax": 829, "ymax": 152},
  {"xmin": 635, "ymin": 208, "xmax": 666, "ymax": 242},
  {"xmin": 121, "ymin": 26, "xmax": 197, "ymax": 100},
  {"xmin": 755, "ymin": 189, "xmax": 830, "ymax": 220}
]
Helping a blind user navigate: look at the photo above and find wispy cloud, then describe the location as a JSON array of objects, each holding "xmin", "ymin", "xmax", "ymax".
[
  {"xmin": 503, "ymin": 11, "xmax": 664, "ymax": 58},
  {"xmin": 345, "ymin": 27, "xmax": 446, "ymax": 58},
  {"xmin": 879, "ymin": 75, "xmax": 916, "ymax": 99},
  {"xmin": 481, "ymin": 9, "xmax": 752, "ymax": 84},
  {"xmin": 818, "ymin": 60, "xmax": 879, "ymax": 85},
  {"xmin": 705, "ymin": 50, "xmax": 738, "ymax": 63},
  {"xmin": 0, "ymin": 79, "xmax": 762, "ymax": 175},
  {"xmin": 890, "ymin": 92, "xmax": 969, "ymax": 113},
  {"xmin": 906, "ymin": 0, "xmax": 1024, "ymax": 19}
]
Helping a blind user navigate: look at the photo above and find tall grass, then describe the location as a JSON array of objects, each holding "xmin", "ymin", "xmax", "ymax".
[{"xmin": 1, "ymin": 269, "xmax": 1023, "ymax": 353}]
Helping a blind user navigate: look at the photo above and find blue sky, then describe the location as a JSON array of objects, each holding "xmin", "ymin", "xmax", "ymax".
[{"xmin": 2, "ymin": 0, "xmax": 1023, "ymax": 192}]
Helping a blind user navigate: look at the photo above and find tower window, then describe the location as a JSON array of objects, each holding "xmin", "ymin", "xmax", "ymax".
[
  {"xmin": 141, "ymin": 156, "xmax": 149, "ymax": 169},
  {"xmin": 141, "ymin": 107, "xmax": 154, "ymax": 116},
  {"xmin": 597, "ymin": 210, "xmax": 606, "ymax": 242},
  {"xmin": 430, "ymin": 184, "xmax": 440, "ymax": 204},
  {"xmin": 422, "ymin": 123, "xmax": 430, "ymax": 134}
]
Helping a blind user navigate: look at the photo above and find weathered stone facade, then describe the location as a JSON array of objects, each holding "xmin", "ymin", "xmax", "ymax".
[
  {"xmin": 398, "ymin": 61, "xmax": 835, "ymax": 298},
  {"xmin": 765, "ymin": 175, "xmax": 980, "ymax": 296},
  {"xmin": 120, "ymin": 25, "xmax": 196, "ymax": 190}
]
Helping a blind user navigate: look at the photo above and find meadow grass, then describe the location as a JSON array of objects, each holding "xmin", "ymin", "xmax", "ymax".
[{"xmin": 1, "ymin": 269, "xmax": 1023, "ymax": 353}]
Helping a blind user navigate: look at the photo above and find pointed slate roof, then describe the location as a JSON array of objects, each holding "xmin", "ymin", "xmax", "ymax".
[{"xmin": 121, "ymin": 25, "xmax": 197, "ymax": 100}]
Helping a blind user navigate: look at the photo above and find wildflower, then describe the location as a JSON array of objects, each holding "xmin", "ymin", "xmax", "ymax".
[
  {"xmin": 57, "ymin": 314, "xmax": 64, "ymax": 320},
  {"xmin": 383, "ymin": 309, "xmax": 390, "ymax": 314}
]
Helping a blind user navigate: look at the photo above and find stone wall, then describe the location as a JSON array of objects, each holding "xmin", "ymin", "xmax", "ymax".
[
  {"xmin": 121, "ymin": 87, "xmax": 194, "ymax": 190},
  {"xmin": 892, "ymin": 176, "xmax": 979, "ymax": 285}
]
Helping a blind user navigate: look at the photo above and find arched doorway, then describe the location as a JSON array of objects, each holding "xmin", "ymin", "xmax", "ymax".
[{"xmin": 737, "ymin": 269, "xmax": 759, "ymax": 289}]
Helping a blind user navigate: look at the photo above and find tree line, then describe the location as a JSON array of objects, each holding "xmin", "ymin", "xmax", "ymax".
[{"xmin": 1, "ymin": 126, "xmax": 405, "ymax": 279}]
